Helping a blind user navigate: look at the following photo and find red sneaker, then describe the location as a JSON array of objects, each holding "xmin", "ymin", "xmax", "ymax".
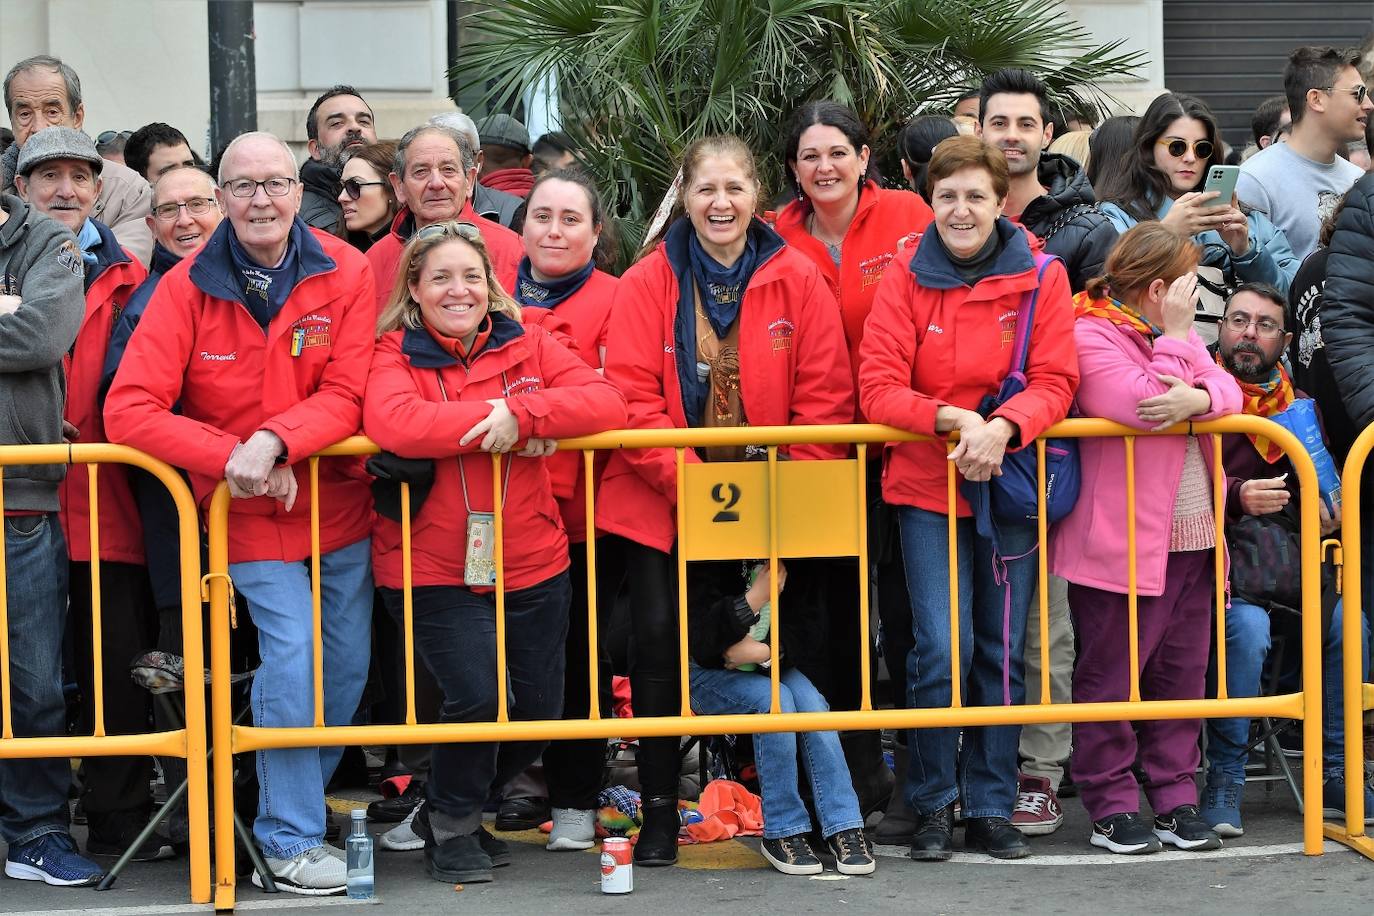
[{"xmin": 1011, "ymin": 773, "xmax": 1064, "ymax": 836}]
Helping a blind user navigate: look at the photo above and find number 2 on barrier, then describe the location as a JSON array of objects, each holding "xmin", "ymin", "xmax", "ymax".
[{"xmin": 711, "ymin": 482, "xmax": 741, "ymax": 522}]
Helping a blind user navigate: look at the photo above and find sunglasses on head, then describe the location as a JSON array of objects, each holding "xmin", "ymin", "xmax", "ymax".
[
  {"xmin": 414, "ymin": 221, "xmax": 482, "ymax": 243},
  {"xmin": 341, "ymin": 177, "xmax": 387, "ymax": 200},
  {"xmin": 1156, "ymin": 138, "xmax": 1214, "ymax": 160}
]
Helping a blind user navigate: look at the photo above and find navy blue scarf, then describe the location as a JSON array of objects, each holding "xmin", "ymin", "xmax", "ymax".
[
  {"xmin": 687, "ymin": 229, "xmax": 759, "ymax": 339},
  {"xmin": 514, "ymin": 257, "xmax": 595, "ymax": 309},
  {"xmin": 227, "ymin": 222, "xmax": 302, "ymax": 330}
]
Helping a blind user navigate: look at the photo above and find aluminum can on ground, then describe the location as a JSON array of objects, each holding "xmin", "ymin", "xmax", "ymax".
[{"xmin": 601, "ymin": 837, "xmax": 633, "ymax": 894}]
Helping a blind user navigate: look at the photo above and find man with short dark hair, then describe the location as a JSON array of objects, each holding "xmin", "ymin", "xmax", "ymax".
[
  {"xmin": 530, "ymin": 131, "xmax": 575, "ymax": 177},
  {"xmin": 301, "ymin": 86, "xmax": 377, "ymax": 233},
  {"xmin": 1251, "ymin": 95, "xmax": 1291, "ymax": 150},
  {"xmin": 1203, "ymin": 282, "xmax": 1366, "ymax": 835},
  {"xmin": 1239, "ymin": 46, "xmax": 1371, "ymax": 260},
  {"xmin": 105, "ymin": 131, "xmax": 377, "ymax": 896},
  {"xmin": 2, "ymin": 55, "xmax": 153, "ymax": 264},
  {"xmin": 124, "ymin": 122, "xmax": 199, "ymax": 183},
  {"xmin": 476, "ymin": 113, "xmax": 534, "ymax": 198},
  {"xmin": 0, "ymin": 124, "xmax": 100, "ymax": 891},
  {"xmin": 366, "ymin": 123, "xmax": 521, "ymax": 313},
  {"xmin": 975, "ymin": 67, "xmax": 1117, "ymax": 838}
]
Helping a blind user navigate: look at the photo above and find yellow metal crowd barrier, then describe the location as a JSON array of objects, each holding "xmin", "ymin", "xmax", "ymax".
[
  {"xmin": 194, "ymin": 417, "xmax": 1326, "ymax": 910},
  {"xmin": 0, "ymin": 444, "xmax": 210, "ymax": 904},
  {"xmin": 1327, "ymin": 424, "xmax": 1374, "ymax": 858}
]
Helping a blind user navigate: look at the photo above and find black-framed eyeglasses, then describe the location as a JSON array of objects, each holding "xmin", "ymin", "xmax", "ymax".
[
  {"xmin": 1322, "ymin": 84, "xmax": 1369, "ymax": 104},
  {"xmin": 1156, "ymin": 138, "xmax": 1214, "ymax": 160},
  {"xmin": 341, "ymin": 177, "xmax": 387, "ymax": 200},
  {"xmin": 1223, "ymin": 311, "xmax": 1285, "ymax": 339},
  {"xmin": 221, "ymin": 177, "xmax": 297, "ymax": 198},
  {"xmin": 152, "ymin": 197, "xmax": 217, "ymax": 221},
  {"xmin": 414, "ymin": 220, "xmax": 482, "ymax": 243}
]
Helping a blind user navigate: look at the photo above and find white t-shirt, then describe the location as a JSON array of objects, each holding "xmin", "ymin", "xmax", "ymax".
[{"xmin": 1237, "ymin": 141, "xmax": 1364, "ymax": 262}]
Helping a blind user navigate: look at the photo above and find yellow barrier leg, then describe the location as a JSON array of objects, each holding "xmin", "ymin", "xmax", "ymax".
[{"xmin": 207, "ymin": 487, "xmax": 237, "ymax": 911}]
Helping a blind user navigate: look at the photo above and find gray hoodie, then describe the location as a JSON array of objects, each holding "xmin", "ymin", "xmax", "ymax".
[{"xmin": 0, "ymin": 193, "xmax": 85, "ymax": 510}]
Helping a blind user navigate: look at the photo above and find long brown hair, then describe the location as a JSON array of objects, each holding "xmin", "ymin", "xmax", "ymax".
[
  {"xmin": 377, "ymin": 222, "xmax": 520, "ymax": 337},
  {"xmin": 635, "ymin": 134, "xmax": 762, "ymax": 261},
  {"xmin": 1085, "ymin": 223, "xmax": 1201, "ymax": 307}
]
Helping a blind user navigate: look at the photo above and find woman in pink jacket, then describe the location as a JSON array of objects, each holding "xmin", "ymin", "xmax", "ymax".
[{"xmin": 1051, "ymin": 223, "xmax": 1242, "ymax": 857}]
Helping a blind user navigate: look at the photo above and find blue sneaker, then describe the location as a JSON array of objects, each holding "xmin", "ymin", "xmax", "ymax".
[
  {"xmin": 1321, "ymin": 772, "xmax": 1374, "ymax": 824},
  {"xmin": 1200, "ymin": 777, "xmax": 1244, "ymax": 837},
  {"xmin": 6, "ymin": 832, "xmax": 105, "ymax": 886}
]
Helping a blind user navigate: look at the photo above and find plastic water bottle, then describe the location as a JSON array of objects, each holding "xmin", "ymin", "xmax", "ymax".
[{"xmin": 346, "ymin": 809, "xmax": 374, "ymax": 899}]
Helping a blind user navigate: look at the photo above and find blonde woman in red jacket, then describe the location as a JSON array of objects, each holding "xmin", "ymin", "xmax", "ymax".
[
  {"xmin": 599, "ymin": 134, "xmax": 854, "ymax": 867},
  {"xmin": 859, "ymin": 136, "xmax": 1078, "ymax": 863},
  {"xmin": 363, "ymin": 221, "xmax": 626, "ymax": 886}
]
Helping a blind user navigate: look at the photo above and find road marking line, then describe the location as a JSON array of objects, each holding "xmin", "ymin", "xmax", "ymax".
[
  {"xmin": 4, "ymin": 896, "xmax": 369, "ymax": 916},
  {"xmin": 871, "ymin": 839, "xmax": 1351, "ymax": 865}
]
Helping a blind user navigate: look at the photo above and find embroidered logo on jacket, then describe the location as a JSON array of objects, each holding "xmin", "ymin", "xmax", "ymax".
[
  {"xmin": 201, "ymin": 351, "xmax": 237, "ymax": 361},
  {"xmin": 504, "ymin": 375, "xmax": 544, "ymax": 396},
  {"xmin": 858, "ymin": 252, "xmax": 895, "ymax": 290},
  {"xmin": 768, "ymin": 317, "xmax": 795, "ymax": 353},
  {"xmin": 998, "ymin": 309, "xmax": 1019, "ymax": 348}
]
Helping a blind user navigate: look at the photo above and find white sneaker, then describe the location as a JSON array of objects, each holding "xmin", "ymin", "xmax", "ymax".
[
  {"xmin": 379, "ymin": 805, "xmax": 424, "ymax": 852},
  {"xmin": 251, "ymin": 846, "xmax": 346, "ymax": 896},
  {"xmin": 546, "ymin": 807, "xmax": 596, "ymax": 851}
]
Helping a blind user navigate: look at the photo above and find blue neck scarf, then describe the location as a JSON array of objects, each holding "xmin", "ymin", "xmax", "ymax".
[
  {"xmin": 227, "ymin": 222, "xmax": 301, "ymax": 330},
  {"xmin": 77, "ymin": 218, "xmax": 102, "ymax": 270},
  {"xmin": 514, "ymin": 257, "xmax": 595, "ymax": 309},
  {"xmin": 687, "ymin": 230, "xmax": 759, "ymax": 339}
]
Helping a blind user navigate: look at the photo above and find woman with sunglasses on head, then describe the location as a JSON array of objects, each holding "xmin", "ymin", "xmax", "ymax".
[
  {"xmin": 337, "ymin": 141, "xmax": 398, "ymax": 252},
  {"xmin": 1094, "ymin": 93, "xmax": 1299, "ymax": 295},
  {"xmin": 511, "ymin": 169, "xmax": 622, "ymax": 852},
  {"xmin": 598, "ymin": 135, "xmax": 856, "ymax": 868},
  {"xmin": 363, "ymin": 221, "xmax": 626, "ymax": 886}
]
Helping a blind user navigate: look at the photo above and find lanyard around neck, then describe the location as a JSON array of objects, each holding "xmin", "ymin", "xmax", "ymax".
[{"xmin": 435, "ymin": 370, "xmax": 512, "ymax": 512}]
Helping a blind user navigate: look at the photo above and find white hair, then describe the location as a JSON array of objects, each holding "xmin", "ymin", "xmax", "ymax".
[
  {"xmin": 428, "ymin": 113, "xmax": 480, "ymax": 157},
  {"xmin": 217, "ymin": 131, "xmax": 299, "ymax": 184}
]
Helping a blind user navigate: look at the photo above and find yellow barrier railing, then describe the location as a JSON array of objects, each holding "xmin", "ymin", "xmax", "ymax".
[
  {"xmin": 205, "ymin": 417, "xmax": 1326, "ymax": 911},
  {"xmin": 1327, "ymin": 423, "xmax": 1374, "ymax": 857},
  {"xmin": 0, "ymin": 444, "xmax": 210, "ymax": 904}
]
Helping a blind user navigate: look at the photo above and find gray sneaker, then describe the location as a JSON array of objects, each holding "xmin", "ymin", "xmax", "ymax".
[
  {"xmin": 547, "ymin": 807, "xmax": 596, "ymax": 851},
  {"xmin": 380, "ymin": 806, "xmax": 424, "ymax": 852},
  {"xmin": 251, "ymin": 846, "xmax": 346, "ymax": 896}
]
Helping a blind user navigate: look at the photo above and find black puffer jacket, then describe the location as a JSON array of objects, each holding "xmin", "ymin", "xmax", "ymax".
[
  {"xmin": 299, "ymin": 158, "xmax": 343, "ymax": 234},
  {"xmin": 1318, "ymin": 171, "xmax": 1374, "ymax": 428},
  {"xmin": 1019, "ymin": 152, "xmax": 1118, "ymax": 293}
]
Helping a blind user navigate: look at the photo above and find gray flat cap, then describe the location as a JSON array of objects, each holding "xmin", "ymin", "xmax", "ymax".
[{"xmin": 17, "ymin": 126, "xmax": 103, "ymax": 177}]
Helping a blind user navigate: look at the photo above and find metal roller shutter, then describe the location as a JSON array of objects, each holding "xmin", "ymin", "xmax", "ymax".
[{"xmin": 1163, "ymin": 1, "xmax": 1374, "ymax": 149}]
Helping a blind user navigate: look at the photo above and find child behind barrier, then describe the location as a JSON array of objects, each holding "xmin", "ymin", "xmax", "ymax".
[
  {"xmin": 1051, "ymin": 222, "xmax": 1242, "ymax": 855},
  {"xmin": 685, "ymin": 559, "xmax": 875, "ymax": 877}
]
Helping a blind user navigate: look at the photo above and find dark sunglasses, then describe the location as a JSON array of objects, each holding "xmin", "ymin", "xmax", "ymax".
[
  {"xmin": 1323, "ymin": 84, "xmax": 1369, "ymax": 104},
  {"xmin": 342, "ymin": 177, "xmax": 387, "ymax": 200},
  {"xmin": 1156, "ymin": 138, "xmax": 1214, "ymax": 160}
]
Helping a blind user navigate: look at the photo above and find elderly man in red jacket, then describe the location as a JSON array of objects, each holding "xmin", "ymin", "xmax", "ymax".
[{"xmin": 105, "ymin": 131, "xmax": 375, "ymax": 897}]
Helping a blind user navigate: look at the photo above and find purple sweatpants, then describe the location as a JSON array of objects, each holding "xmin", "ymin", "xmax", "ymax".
[{"xmin": 1068, "ymin": 550, "xmax": 1214, "ymax": 822}]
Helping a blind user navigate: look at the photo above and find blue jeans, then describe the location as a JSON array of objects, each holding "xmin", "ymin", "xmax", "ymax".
[
  {"xmin": 898, "ymin": 507, "xmax": 1037, "ymax": 819},
  {"xmin": 381, "ymin": 573, "xmax": 570, "ymax": 837},
  {"xmin": 689, "ymin": 665, "xmax": 863, "ymax": 839},
  {"xmin": 1205, "ymin": 598, "xmax": 1369, "ymax": 780},
  {"xmin": 230, "ymin": 538, "xmax": 373, "ymax": 859},
  {"xmin": 0, "ymin": 514, "xmax": 72, "ymax": 847}
]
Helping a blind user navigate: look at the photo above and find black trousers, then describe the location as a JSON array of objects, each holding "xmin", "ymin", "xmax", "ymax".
[
  {"xmin": 543, "ymin": 546, "xmax": 619, "ymax": 810},
  {"xmin": 69, "ymin": 561, "xmax": 157, "ymax": 823}
]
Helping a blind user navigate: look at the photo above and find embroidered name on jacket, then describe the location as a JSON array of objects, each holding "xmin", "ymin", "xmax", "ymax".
[
  {"xmin": 504, "ymin": 375, "xmax": 544, "ymax": 396},
  {"xmin": 768, "ymin": 317, "xmax": 795, "ymax": 353},
  {"xmin": 998, "ymin": 309, "xmax": 1019, "ymax": 348},
  {"xmin": 858, "ymin": 252, "xmax": 895, "ymax": 289},
  {"xmin": 201, "ymin": 351, "xmax": 237, "ymax": 361}
]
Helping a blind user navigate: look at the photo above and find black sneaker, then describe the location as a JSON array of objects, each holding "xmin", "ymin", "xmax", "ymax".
[
  {"xmin": 761, "ymin": 833, "xmax": 823, "ymax": 875},
  {"xmin": 1090, "ymin": 812, "xmax": 1163, "ymax": 855},
  {"xmin": 964, "ymin": 816, "xmax": 1030, "ymax": 859},
  {"xmin": 908, "ymin": 803, "xmax": 954, "ymax": 862},
  {"xmin": 494, "ymin": 796, "xmax": 550, "ymax": 832},
  {"xmin": 367, "ymin": 779, "xmax": 425, "ymax": 824},
  {"xmin": 825, "ymin": 828, "xmax": 875, "ymax": 875},
  {"xmin": 424, "ymin": 833, "xmax": 494, "ymax": 884},
  {"xmin": 1152, "ymin": 804, "xmax": 1222, "ymax": 851},
  {"xmin": 86, "ymin": 811, "xmax": 176, "ymax": 862}
]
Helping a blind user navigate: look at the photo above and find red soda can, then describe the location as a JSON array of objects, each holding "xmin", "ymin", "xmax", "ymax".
[{"xmin": 600, "ymin": 837, "xmax": 633, "ymax": 894}]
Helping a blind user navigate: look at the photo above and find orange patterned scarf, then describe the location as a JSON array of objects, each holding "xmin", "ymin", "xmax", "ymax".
[
  {"xmin": 1218, "ymin": 353, "xmax": 1295, "ymax": 463},
  {"xmin": 1072, "ymin": 291, "xmax": 1163, "ymax": 339}
]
